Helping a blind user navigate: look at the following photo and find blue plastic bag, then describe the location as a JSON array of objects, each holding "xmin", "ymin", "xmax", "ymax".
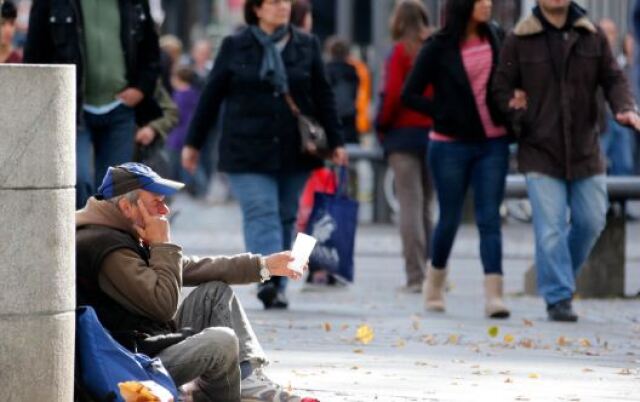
[
  {"xmin": 306, "ymin": 167, "xmax": 359, "ymax": 282},
  {"xmin": 76, "ymin": 306, "xmax": 179, "ymax": 401}
]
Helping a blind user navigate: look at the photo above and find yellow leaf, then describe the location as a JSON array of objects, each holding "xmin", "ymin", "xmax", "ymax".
[
  {"xmin": 523, "ymin": 319, "xmax": 534, "ymax": 327},
  {"xmin": 447, "ymin": 334, "xmax": 460, "ymax": 345},
  {"xmin": 355, "ymin": 324, "xmax": 374, "ymax": 344},
  {"xmin": 488, "ymin": 326, "xmax": 499, "ymax": 338},
  {"xmin": 557, "ymin": 336, "xmax": 571, "ymax": 346},
  {"xmin": 528, "ymin": 373, "xmax": 540, "ymax": 379},
  {"xmin": 579, "ymin": 338, "xmax": 592, "ymax": 347},
  {"xmin": 322, "ymin": 322, "xmax": 332, "ymax": 332},
  {"xmin": 504, "ymin": 334, "xmax": 515, "ymax": 344}
]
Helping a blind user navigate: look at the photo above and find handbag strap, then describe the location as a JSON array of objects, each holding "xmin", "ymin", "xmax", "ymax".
[
  {"xmin": 337, "ymin": 166, "xmax": 349, "ymax": 197},
  {"xmin": 284, "ymin": 93, "xmax": 301, "ymax": 117}
]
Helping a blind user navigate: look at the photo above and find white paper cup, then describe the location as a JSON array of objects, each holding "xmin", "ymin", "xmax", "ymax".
[{"xmin": 288, "ymin": 233, "xmax": 317, "ymax": 274}]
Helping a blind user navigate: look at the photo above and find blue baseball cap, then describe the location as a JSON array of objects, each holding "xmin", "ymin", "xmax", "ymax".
[{"xmin": 95, "ymin": 162, "xmax": 185, "ymax": 200}]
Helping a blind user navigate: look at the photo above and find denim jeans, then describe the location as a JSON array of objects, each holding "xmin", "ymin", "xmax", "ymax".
[
  {"xmin": 76, "ymin": 104, "xmax": 136, "ymax": 208},
  {"xmin": 158, "ymin": 282, "xmax": 267, "ymax": 402},
  {"xmin": 600, "ymin": 116, "xmax": 635, "ymax": 176},
  {"xmin": 228, "ymin": 171, "xmax": 310, "ymax": 291},
  {"xmin": 428, "ymin": 138, "xmax": 509, "ymax": 274},
  {"xmin": 525, "ymin": 173, "xmax": 607, "ymax": 305}
]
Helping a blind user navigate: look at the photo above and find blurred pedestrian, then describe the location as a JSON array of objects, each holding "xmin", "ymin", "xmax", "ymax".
[
  {"xmin": 190, "ymin": 38, "xmax": 213, "ymax": 88},
  {"xmin": 376, "ymin": 0, "xmax": 433, "ymax": 293},
  {"xmin": 159, "ymin": 34, "xmax": 184, "ymax": 94},
  {"xmin": 403, "ymin": 0, "xmax": 511, "ymax": 318},
  {"xmin": 325, "ymin": 36, "xmax": 360, "ymax": 144},
  {"xmin": 24, "ymin": 0, "xmax": 161, "ymax": 209},
  {"xmin": 167, "ymin": 66, "xmax": 201, "ymax": 186},
  {"xmin": 493, "ymin": 0, "xmax": 640, "ymax": 321},
  {"xmin": 599, "ymin": 18, "xmax": 635, "ymax": 176},
  {"xmin": 0, "ymin": 0, "xmax": 21, "ymax": 63},
  {"xmin": 182, "ymin": 0, "xmax": 346, "ymax": 309}
]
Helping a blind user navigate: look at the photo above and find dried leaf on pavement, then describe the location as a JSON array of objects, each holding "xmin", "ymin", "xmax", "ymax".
[
  {"xmin": 504, "ymin": 334, "xmax": 515, "ymax": 344},
  {"xmin": 557, "ymin": 336, "xmax": 572, "ymax": 347},
  {"xmin": 528, "ymin": 373, "xmax": 540, "ymax": 379},
  {"xmin": 447, "ymin": 334, "xmax": 460, "ymax": 345},
  {"xmin": 523, "ymin": 319, "xmax": 534, "ymax": 327},
  {"xmin": 579, "ymin": 338, "xmax": 592, "ymax": 347},
  {"xmin": 353, "ymin": 349, "xmax": 364, "ymax": 354},
  {"xmin": 355, "ymin": 324, "xmax": 374, "ymax": 345},
  {"xmin": 488, "ymin": 326, "xmax": 499, "ymax": 338},
  {"xmin": 322, "ymin": 322, "xmax": 332, "ymax": 332}
]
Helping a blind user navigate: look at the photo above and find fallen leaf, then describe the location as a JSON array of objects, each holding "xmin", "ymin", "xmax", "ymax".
[
  {"xmin": 504, "ymin": 334, "xmax": 515, "ymax": 344},
  {"xmin": 394, "ymin": 339, "xmax": 406, "ymax": 348},
  {"xmin": 355, "ymin": 324, "xmax": 374, "ymax": 345},
  {"xmin": 412, "ymin": 320, "xmax": 421, "ymax": 331},
  {"xmin": 617, "ymin": 368, "xmax": 632, "ymax": 375},
  {"xmin": 523, "ymin": 319, "xmax": 534, "ymax": 327},
  {"xmin": 353, "ymin": 349, "xmax": 364, "ymax": 354},
  {"xmin": 351, "ymin": 366, "xmax": 360, "ymax": 370},
  {"xmin": 557, "ymin": 336, "xmax": 572, "ymax": 347},
  {"xmin": 582, "ymin": 368, "xmax": 594, "ymax": 373},
  {"xmin": 421, "ymin": 334, "xmax": 438, "ymax": 345},
  {"xmin": 505, "ymin": 378, "xmax": 513, "ymax": 383},
  {"xmin": 578, "ymin": 338, "xmax": 592, "ymax": 347},
  {"xmin": 447, "ymin": 334, "xmax": 460, "ymax": 345},
  {"xmin": 488, "ymin": 326, "xmax": 499, "ymax": 338},
  {"xmin": 528, "ymin": 373, "xmax": 540, "ymax": 379},
  {"xmin": 340, "ymin": 324, "xmax": 349, "ymax": 331},
  {"xmin": 322, "ymin": 322, "xmax": 332, "ymax": 332},
  {"xmin": 519, "ymin": 338, "xmax": 535, "ymax": 349}
]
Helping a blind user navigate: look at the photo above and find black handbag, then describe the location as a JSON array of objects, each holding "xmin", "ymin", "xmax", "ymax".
[
  {"xmin": 284, "ymin": 94, "xmax": 330, "ymax": 156},
  {"xmin": 133, "ymin": 136, "xmax": 171, "ymax": 178}
]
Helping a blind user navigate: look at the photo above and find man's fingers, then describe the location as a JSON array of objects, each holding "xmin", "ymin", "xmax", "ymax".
[
  {"xmin": 133, "ymin": 224, "xmax": 146, "ymax": 239},
  {"xmin": 136, "ymin": 199, "xmax": 151, "ymax": 220}
]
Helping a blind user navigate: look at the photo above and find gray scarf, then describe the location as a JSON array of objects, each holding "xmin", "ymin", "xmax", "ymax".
[{"xmin": 250, "ymin": 24, "xmax": 290, "ymax": 94}]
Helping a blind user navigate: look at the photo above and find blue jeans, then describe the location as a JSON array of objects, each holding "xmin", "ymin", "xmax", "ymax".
[
  {"xmin": 228, "ymin": 171, "xmax": 310, "ymax": 292},
  {"xmin": 600, "ymin": 116, "xmax": 635, "ymax": 176},
  {"xmin": 429, "ymin": 138, "xmax": 509, "ymax": 274},
  {"xmin": 76, "ymin": 104, "xmax": 136, "ymax": 208},
  {"xmin": 525, "ymin": 173, "xmax": 607, "ymax": 305}
]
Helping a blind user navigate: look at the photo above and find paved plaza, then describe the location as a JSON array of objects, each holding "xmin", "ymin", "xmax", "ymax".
[{"xmin": 172, "ymin": 194, "xmax": 640, "ymax": 402}]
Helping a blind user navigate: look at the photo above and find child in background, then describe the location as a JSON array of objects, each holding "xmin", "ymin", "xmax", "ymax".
[{"xmin": 166, "ymin": 65, "xmax": 201, "ymax": 189}]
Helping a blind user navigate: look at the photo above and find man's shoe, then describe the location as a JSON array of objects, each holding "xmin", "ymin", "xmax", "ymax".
[
  {"xmin": 257, "ymin": 283, "xmax": 277, "ymax": 309},
  {"xmin": 547, "ymin": 299, "xmax": 578, "ymax": 322},
  {"xmin": 423, "ymin": 265, "xmax": 447, "ymax": 312},
  {"xmin": 241, "ymin": 368, "xmax": 301, "ymax": 401},
  {"xmin": 270, "ymin": 291, "xmax": 288, "ymax": 309}
]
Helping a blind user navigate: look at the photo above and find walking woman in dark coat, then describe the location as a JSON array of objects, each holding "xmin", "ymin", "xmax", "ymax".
[
  {"xmin": 402, "ymin": 0, "xmax": 513, "ymax": 318},
  {"xmin": 182, "ymin": 0, "xmax": 347, "ymax": 309}
]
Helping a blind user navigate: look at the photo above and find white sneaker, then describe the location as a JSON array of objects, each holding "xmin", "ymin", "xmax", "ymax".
[{"xmin": 241, "ymin": 368, "xmax": 301, "ymax": 402}]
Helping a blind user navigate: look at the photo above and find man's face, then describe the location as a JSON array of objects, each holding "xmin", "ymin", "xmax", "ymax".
[
  {"xmin": 122, "ymin": 190, "xmax": 170, "ymax": 228},
  {"xmin": 538, "ymin": 0, "xmax": 571, "ymax": 13},
  {"xmin": 0, "ymin": 20, "xmax": 16, "ymax": 46}
]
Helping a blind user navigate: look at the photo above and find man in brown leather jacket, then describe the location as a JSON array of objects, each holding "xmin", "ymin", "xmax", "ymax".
[
  {"xmin": 493, "ymin": 0, "xmax": 640, "ymax": 322},
  {"xmin": 76, "ymin": 162, "xmax": 305, "ymax": 401}
]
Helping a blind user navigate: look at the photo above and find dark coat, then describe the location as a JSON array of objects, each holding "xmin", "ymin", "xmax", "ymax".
[
  {"xmin": 492, "ymin": 11, "xmax": 636, "ymax": 180},
  {"xmin": 185, "ymin": 27, "xmax": 343, "ymax": 173},
  {"xmin": 401, "ymin": 23, "xmax": 507, "ymax": 141},
  {"xmin": 23, "ymin": 0, "xmax": 161, "ymax": 123}
]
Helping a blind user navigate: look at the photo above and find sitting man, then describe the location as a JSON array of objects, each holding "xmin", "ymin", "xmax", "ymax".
[{"xmin": 76, "ymin": 162, "xmax": 304, "ymax": 402}]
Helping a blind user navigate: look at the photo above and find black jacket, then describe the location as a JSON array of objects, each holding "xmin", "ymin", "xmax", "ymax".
[
  {"xmin": 402, "ymin": 23, "xmax": 507, "ymax": 141},
  {"xmin": 185, "ymin": 27, "xmax": 343, "ymax": 173},
  {"xmin": 24, "ymin": 0, "xmax": 161, "ymax": 123}
]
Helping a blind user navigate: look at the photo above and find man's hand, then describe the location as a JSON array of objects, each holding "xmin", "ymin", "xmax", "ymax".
[
  {"xmin": 265, "ymin": 251, "xmax": 306, "ymax": 280},
  {"xmin": 331, "ymin": 146, "xmax": 348, "ymax": 166},
  {"xmin": 135, "ymin": 126, "xmax": 156, "ymax": 146},
  {"xmin": 508, "ymin": 89, "xmax": 527, "ymax": 110},
  {"xmin": 181, "ymin": 146, "xmax": 200, "ymax": 174},
  {"xmin": 118, "ymin": 87, "xmax": 145, "ymax": 107},
  {"xmin": 133, "ymin": 199, "xmax": 171, "ymax": 244},
  {"xmin": 616, "ymin": 111, "xmax": 640, "ymax": 131}
]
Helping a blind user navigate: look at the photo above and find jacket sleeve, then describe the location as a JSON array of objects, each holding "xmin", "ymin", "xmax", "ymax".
[
  {"xmin": 23, "ymin": 0, "xmax": 53, "ymax": 63},
  {"xmin": 185, "ymin": 37, "xmax": 233, "ymax": 150},
  {"xmin": 98, "ymin": 244, "xmax": 183, "ymax": 322},
  {"xmin": 377, "ymin": 44, "xmax": 406, "ymax": 130},
  {"xmin": 131, "ymin": 0, "xmax": 161, "ymax": 98},
  {"xmin": 401, "ymin": 40, "xmax": 436, "ymax": 116},
  {"xmin": 491, "ymin": 33, "xmax": 524, "ymax": 135},
  {"xmin": 181, "ymin": 253, "xmax": 262, "ymax": 286},
  {"xmin": 597, "ymin": 29, "xmax": 637, "ymax": 116},
  {"xmin": 148, "ymin": 81, "xmax": 179, "ymax": 139},
  {"xmin": 310, "ymin": 36, "xmax": 344, "ymax": 149}
]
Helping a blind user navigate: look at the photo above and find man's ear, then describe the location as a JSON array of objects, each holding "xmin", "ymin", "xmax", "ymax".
[{"xmin": 117, "ymin": 197, "xmax": 133, "ymax": 219}]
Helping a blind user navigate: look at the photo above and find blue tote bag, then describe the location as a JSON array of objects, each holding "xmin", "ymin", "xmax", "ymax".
[
  {"xmin": 305, "ymin": 166, "xmax": 359, "ymax": 282},
  {"xmin": 76, "ymin": 306, "xmax": 179, "ymax": 401}
]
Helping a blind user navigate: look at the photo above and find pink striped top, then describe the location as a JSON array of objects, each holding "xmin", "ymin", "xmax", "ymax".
[{"xmin": 431, "ymin": 37, "xmax": 507, "ymax": 142}]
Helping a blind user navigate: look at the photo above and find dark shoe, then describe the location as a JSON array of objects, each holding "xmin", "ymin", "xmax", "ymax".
[
  {"xmin": 270, "ymin": 291, "xmax": 289, "ymax": 309},
  {"xmin": 547, "ymin": 299, "xmax": 578, "ymax": 322},
  {"xmin": 257, "ymin": 283, "xmax": 277, "ymax": 309}
]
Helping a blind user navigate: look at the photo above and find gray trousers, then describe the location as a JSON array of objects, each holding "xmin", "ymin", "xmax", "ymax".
[
  {"xmin": 157, "ymin": 282, "xmax": 267, "ymax": 402},
  {"xmin": 388, "ymin": 152, "xmax": 434, "ymax": 286}
]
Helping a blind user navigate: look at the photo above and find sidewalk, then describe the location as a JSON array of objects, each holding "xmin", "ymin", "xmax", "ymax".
[{"xmin": 171, "ymin": 194, "xmax": 640, "ymax": 402}]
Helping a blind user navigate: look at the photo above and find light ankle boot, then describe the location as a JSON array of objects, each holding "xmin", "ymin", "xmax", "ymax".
[
  {"xmin": 423, "ymin": 265, "xmax": 447, "ymax": 312},
  {"xmin": 484, "ymin": 274, "xmax": 510, "ymax": 319}
]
